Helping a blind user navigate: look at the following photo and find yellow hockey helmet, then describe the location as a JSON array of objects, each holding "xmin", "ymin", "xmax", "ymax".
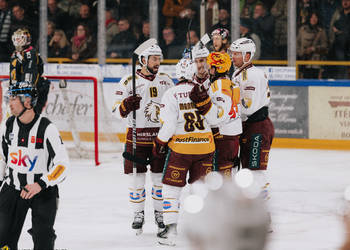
[{"xmin": 206, "ymin": 52, "xmax": 231, "ymax": 73}]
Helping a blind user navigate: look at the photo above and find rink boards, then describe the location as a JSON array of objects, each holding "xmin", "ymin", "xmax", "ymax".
[{"xmin": 0, "ymin": 63, "xmax": 349, "ymax": 150}]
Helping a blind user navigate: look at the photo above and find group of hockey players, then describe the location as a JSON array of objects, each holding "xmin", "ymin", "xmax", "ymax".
[
  {"xmin": 114, "ymin": 27, "xmax": 275, "ymax": 246},
  {"xmin": 0, "ymin": 28, "xmax": 69, "ymax": 249}
]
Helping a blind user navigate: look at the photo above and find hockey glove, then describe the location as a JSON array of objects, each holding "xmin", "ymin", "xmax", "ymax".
[
  {"xmin": 189, "ymin": 84, "xmax": 212, "ymax": 115},
  {"xmin": 152, "ymin": 137, "xmax": 168, "ymax": 158},
  {"xmin": 119, "ymin": 95, "xmax": 142, "ymax": 117}
]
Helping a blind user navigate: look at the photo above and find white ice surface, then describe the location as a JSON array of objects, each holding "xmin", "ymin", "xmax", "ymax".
[{"xmin": 16, "ymin": 148, "xmax": 350, "ymax": 250}]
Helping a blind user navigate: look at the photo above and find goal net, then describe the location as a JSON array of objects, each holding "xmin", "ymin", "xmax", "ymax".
[{"xmin": 0, "ymin": 75, "xmax": 126, "ymax": 166}]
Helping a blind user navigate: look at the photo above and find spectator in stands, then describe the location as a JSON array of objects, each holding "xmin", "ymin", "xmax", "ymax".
[
  {"xmin": 70, "ymin": 24, "xmax": 96, "ymax": 62},
  {"xmin": 48, "ymin": 0, "xmax": 69, "ymax": 32},
  {"xmin": 271, "ymin": 0, "xmax": 287, "ymax": 59},
  {"xmin": 162, "ymin": 0, "xmax": 192, "ymax": 28},
  {"xmin": 137, "ymin": 20, "xmax": 150, "ymax": 45},
  {"xmin": 211, "ymin": 8, "xmax": 230, "ymax": 33},
  {"xmin": 329, "ymin": 0, "xmax": 350, "ymax": 79},
  {"xmin": 0, "ymin": 0, "xmax": 12, "ymax": 61},
  {"xmin": 105, "ymin": 8, "xmax": 118, "ymax": 46},
  {"xmin": 186, "ymin": 29, "xmax": 199, "ymax": 47},
  {"xmin": 47, "ymin": 20, "xmax": 55, "ymax": 45},
  {"xmin": 160, "ymin": 26, "xmax": 182, "ymax": 59},
  {"xmin": 48, "ymin": 29, "xmax": 70, "ymax": 58},
  {"xmin": 318, "ymin": 0, "xmax": 341, "ymax": 33},
  {"xmin": 206, "ymin": 0, "xmax": 219, "ymax": 33},
  {"xmin": 252, "ymin": 2, "xmax": 274, "ymax": 59},
  {"xmin": 240, "ymin": 0, "xmax": 258, "ymax": 18},
  {"xmin": 240, "ymin": 18, "xmax": 261, "ymax": 59},
  {"xmin": 11, "ymin": 4, "xmax": 38, "ymax": 44},
  {"xmin": 26, "ymin": 0, "xmax": 39, "ymax": 23},
  {"xmin": 74, "ymin": 4, "xmax": 97, "ymax": 37},
  {"xmin": 297, "ymin": 12, "xmax": 328, "ymax": 79},
  {"xmin": 107, "ymin": 18, "xmax": 136, "ymax": 58},
  {"xmin": 297, "ymin": 0, "xmax": 318, "ymax": 28},
  {"xmin": 58, "ymin": 0, "xmax": 81, "ymax": 19}
]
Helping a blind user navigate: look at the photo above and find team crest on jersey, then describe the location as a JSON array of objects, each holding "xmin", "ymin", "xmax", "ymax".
[{"xmin": 144, "ymin": 101, "xmax": 163, "ymax": 123}]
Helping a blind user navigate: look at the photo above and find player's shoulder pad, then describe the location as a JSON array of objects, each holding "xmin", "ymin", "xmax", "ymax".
[
  {"xmin": 158, "ymin": 72, "xmax": 174, "ymax": 83},
  {"xmin": 250, "ymin": 65, "xmax": 267, "ymax": 78},
  {"xmin": 120, "ymin": 75, "xmax": 134, "ymax": 86},
  {"xmin": 24, "ymin": 47, "xmax": 37, "ymax": 59}
]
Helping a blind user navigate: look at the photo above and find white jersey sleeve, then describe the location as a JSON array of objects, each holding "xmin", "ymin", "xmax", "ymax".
[
  {"xmin": 232, "ymin": 65, "xmax": 270, "ymax": 121},
  {"xmin": 112, "ymin": 75, "xmax": 130, "ymax": 119},
  {"xmin": 40, "ymin": 123, "xmax": 70, "ymax": 187},
  {"xmin": 157, "ymin": 89, "xmax": 178, "ymax": 142}
]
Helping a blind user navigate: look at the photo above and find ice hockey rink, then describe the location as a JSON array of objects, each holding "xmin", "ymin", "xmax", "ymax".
[{"xmin": 16, "ymin": 147, "xmax": 350, "ymax": 250}]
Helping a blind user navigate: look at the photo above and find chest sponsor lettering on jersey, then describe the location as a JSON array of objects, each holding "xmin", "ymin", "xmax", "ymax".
[
  {"xmin": 174, "ymin": 137, "xmax": 210, "ymax": 143},
  {"xmin": 9, "ymin": 149, "xmax": 38, "ymax": 171}
]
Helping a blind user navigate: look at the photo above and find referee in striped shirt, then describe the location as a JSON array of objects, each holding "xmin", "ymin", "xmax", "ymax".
[{"xmin": 0, "ymin": 81, "xmax": 69, "ymax": 249}]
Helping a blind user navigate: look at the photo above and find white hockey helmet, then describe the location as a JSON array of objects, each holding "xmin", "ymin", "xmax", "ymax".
[
  {"xmin": 229, "ymin": 38, "xmax": 256, "ymax": 63},
  {"xmin": 192, "ymin": 45, "xmax": 210, "ymax": 59},
  {"xmin": 138, "ymin": 44, "xmax": 163, "ymax": 66},
  {"xmin": 176, "ymin": 58, "xmax": 195, "ymax": 80}
]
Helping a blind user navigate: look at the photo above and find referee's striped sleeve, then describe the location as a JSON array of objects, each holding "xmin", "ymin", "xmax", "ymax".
[{"xmin": 40, "ymin": 123, "xmax": 69, "ymax": 187}]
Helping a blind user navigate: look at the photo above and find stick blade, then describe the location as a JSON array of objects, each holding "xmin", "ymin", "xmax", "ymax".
[
  {"xmin": 200, "ymin": 33, "xmax": 210, "ymax": 45},
  {"xmin": 134, "ymin": 38, "xmax": 158, "ymax": 56}
]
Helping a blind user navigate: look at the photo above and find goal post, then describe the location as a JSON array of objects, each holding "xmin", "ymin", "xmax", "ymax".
[{"xmin": 0, "ymin": 75, "xmax": 124, "ymax": 166}]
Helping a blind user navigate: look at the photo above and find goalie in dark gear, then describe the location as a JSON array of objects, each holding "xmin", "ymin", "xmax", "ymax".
[{"xmin": 10, "ymin": 28, "xmax": 50, "ymax": 115}]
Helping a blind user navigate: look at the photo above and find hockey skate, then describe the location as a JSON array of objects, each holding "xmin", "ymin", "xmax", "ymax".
[
  {"xmin": 154, "ymin": 210, "xmax": 165, "ymax": 232},
  {"xmin": 132, "ymin": 211, "xmax": 145, "ymax": 236},
  {"xmin": 157, "ymin": 223, "xmax": 177, "ymax": 246}
]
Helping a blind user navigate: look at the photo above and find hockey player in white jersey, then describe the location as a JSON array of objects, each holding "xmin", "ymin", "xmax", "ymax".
[
  {"xmin": 190, "ymin": 51, "xmax": 242, "ymax": 177},
  {"xmin": 153, "ymin": 58, "xmax": 215, "ymax": 246},
  {"xmin": 0, "ymin": 81, "xmax": 69, "ymax": 249},
  {"xmin": 229, "ymin": 38, "xmax": 274, "ymax": 201},
  {"xmin": 113, "ymin": 44, "xmax": 174, "ymax": 234}
]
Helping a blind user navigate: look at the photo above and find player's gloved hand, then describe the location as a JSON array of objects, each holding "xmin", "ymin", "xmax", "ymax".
[
  {"xmin": 189, "ymin": 84, "xmax": 212, "ymax": 115},
  {"xmin": 119, "ymin": 95, "xmax": 142, "ymax": 117},
  {"xmin": 152, "ymin": 137, "xmax": 168, "ymax": 158}
]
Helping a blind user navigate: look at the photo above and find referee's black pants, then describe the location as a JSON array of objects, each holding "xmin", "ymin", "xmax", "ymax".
[{"xmin": 0, "ymin": 184, "xmax": 58, "ymax": 250}]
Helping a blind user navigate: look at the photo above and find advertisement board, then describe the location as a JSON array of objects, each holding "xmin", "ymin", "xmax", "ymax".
[
  {"xmin": 269, "ymin": 86, "xmax": 308, "ymax": 138},
  {"xmin": 309, "ymin": 87, "xmax": 350, "ymax": 140}
]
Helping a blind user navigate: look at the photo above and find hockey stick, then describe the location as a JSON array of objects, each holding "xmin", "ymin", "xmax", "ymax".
[
  {"xmin": 122, "ymin": 151, "xmax": 152, "ymax": 166},
  {"xmin": 130, "ymin": 38, "xmax": 157, "ymax": 181}
]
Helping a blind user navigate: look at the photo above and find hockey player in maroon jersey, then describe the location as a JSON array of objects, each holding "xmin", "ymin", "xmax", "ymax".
[
  {"xmin": 229, "ymin": 38, "xmax": 274, "ymax": 200},
  {"xmin": 113, "ymin": 44, "xmax": 174, "ymax": 235}
]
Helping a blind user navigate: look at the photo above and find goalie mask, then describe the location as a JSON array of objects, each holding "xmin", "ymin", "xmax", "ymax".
[
  {"xmin": 8, "ymin": 81, "xmax": 38, "ymax": 108},
  {"xmin": 176, "ymin": 58, "xmax": 194, "ymax": 81},
  {"xmin": 12, "ymin": 28, "xmax": 31, "ymax": 51},
  {"xmin": 229, "ymin": 38, "xmax": 256, "ymax": 64},
  {"xmin": 138, "ymin": 44, "xmax": 163, "ymax": 67}
]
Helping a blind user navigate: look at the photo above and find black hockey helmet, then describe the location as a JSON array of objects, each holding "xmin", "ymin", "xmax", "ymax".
[{"xmin": 8, "ymin": 81, "xmax": 38, "ymax": 107}]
